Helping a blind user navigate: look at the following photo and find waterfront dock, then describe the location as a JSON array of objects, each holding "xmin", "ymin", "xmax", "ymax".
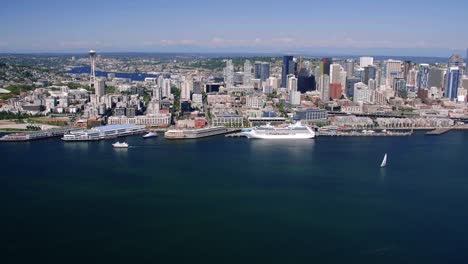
[
  {"xmin": 318, "ymin": 131, "xmax": 413, "ymax": 137},
  {"xmin": 425, "ymin": 128, "xmax": 451, "ymax": 135},
  {"xmin": 0, "ymin": 127, "xmax": 83, "ymax": 142}
]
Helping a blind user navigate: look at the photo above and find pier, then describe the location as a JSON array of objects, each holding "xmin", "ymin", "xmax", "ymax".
[
  {"xmin": 318, "ymin": 131, "xmax": 413, "ymax": 137},
  {"xmin": 425, "ymin": 128, "xmax": 451, "ymax": 135},
  {"xmin": 0, "ymin": 127, "xmax": 82, "ymax": 142}
]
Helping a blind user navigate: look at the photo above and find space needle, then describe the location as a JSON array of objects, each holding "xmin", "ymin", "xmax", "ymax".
[{"xmin": 89, "ymin": 49, "xmax": 96, "ymax": 87}]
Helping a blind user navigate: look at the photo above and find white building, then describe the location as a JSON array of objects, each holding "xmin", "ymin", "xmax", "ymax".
[
  {"xmin": 353, "ymin": 82, "xmax": 373, "ymax": 103},
  {"xmin": 95, "ymin": 78, "xmax": 105, "ymax": 98},
  {"xmin": 318, "ymin": 74, "xmax": 330, "ymax": 102},
  {"xmin": 108, "ymin": 114, "xmax": 171, "ymax": 127},
  {"xmin": 243, "ymin": 60, "xmax": 252, "ymax": 86},
  {"xmin": 181, "ymin": 80, "xmax": 192, "ymax": 101},
  {"xmin": 360, "ymin": 56, "xmax": 374, "ymax": 67},
  {"xmin": 289, "ymin": 91, "xmax": 301, "ymax": 106},
  {"xmin": 287, "ymin": 76, "xmax": 298, "ymax": 92},
  {"xmin": 162, "ymin": 78, "xmax": 171, "ymax": 98},
  {"xmin": 329, "ymin": 64, "xmax": 342, "ymax": 84}
]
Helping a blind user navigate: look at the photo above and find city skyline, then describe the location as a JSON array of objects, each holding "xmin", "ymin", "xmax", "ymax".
[{"xmin": 1, "ymin": 0, "xmax": 468, "ymax": 57}]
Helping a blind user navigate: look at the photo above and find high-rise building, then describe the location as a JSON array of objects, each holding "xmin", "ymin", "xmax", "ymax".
[
  {"xmin": 287, "ymin": 75, "xmax": 297, "ymax": 92},
  {"xmin": 346, "ymin": 77, "xmax": 361, "ymax": 98},
  {"xmin": 403, "ymin": 60, "xmax": 412, "ymax": 81},
  {"xmin": 329, "ymin": 83, "xmax": 342, "ymax": 100},
  {"xmin": 224, "ymin": 60, "xmax": 234, "ymax": 88},
  {"xmin": 416, "ymin": 64, "xmax": 430, "ymax": 89},
  {"xmin": 394, "ymin": 78, "xmax": 407, "ymax": 98},
  {"xmin": 363, "ymin": 66, "xmax": 377, "ymax": 85},
  {"xmin": 385, "ymin": 60, "xmax": 402, "ymax": 88},
  {"xmin": 152, "ymin": 86, "xmax": 162, "ymax": 101},
  {"xmin": 243, "ymin": 60, "xmax": 252, "ymax": 86},
  {"xmin": 254, "ymin": 61, "xmax": 262, "ymax": 79},
  {"xmin": 449, "ymin": 54, "xmax": 463, "ymax": 67},
  {"xmin": 353, "ymin": 82, "xmax": 372, "ymax": 103},
  {"xmin": 289, "ymin": 91, "xmax": 301, "ymax": 106},
  {"xmin": 428, "ymin": 67, "xmax": 445, "ymax": 88},
  {"xmin": 181, "ymin": 80, "xmax": 192, "ymax": 100},
  {"xmin": 321, "ymin": 57, "xmax": 332, "ymax": 75},
  {"xmin": 329, "ymin": 64, "xmax": 342, "ymax": 84},
  {"xmin": 345, "ymin": 59, "xmax": 354, "ymax": 77},
  {"xmin": 359, "ymin": 56, "xmax": 374, "ymax": 67},
  {"xmin": 368, "ymin": 79, "xmax": 377, "ymax": 90},
  {"xmin": 445, "ymin": 67, "xmax": 460, "ymax": 100},
  {"xmin": 281, "ymin": 56, "xmax": 295, "ymax": 88},
  {"xmin": 318, "ymin": 74, "xmax": 330, "ymax": 102},
  {"xmin": 260, "ymin": 62, "xmax": 270, "ymax": 81},
  {"xmin": 162, "ymin": 78, "xmax": 171, "ymax": 98},
  {"xmin": 297, "ymin": 68, "xmax": 315, "ymax": 93},
  {"xmin": 94, "ymin": 78, "xmax": 105, "ymax": 98}
]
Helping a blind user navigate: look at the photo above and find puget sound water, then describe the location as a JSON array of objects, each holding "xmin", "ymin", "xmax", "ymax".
[{"xmin": 1, "ymin": 131, "xmax": 468, "ymax": 263}]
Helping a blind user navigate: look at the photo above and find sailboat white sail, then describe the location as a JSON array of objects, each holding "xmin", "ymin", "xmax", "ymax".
[{"xmin": 380, "ymin": 153, "xmax": 387, "ymax": 168}]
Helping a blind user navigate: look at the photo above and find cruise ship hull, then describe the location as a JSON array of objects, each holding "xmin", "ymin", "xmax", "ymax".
[{"xmin": 243, "ymin": 133, "xmax": 315, "ymax": 139}]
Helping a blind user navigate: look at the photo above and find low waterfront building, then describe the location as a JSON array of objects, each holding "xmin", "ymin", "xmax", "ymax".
[
  {"xmin": 212, "ymin": 113, "xmax": 243, "ymax": 127},
  {"xmin": 107, "ymin": 114, "xmax": 171, "ymax": 127},
  {"xmin": 293, "ymin": 108, "xmax": 328, "ymax": 121}
]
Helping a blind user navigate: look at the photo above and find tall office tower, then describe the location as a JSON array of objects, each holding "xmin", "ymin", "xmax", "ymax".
[
  {"xmin": 359, "ymin": 56, "xmax": 374, "ymax": 67},
  {"xmin": 281, "ymin": 56, "xmax": 295, "ymax": 88},
  {"xmin": 407, "ymin": 69, "xmax": 418, "ymax": 87},
  {"xmin": 346, "ymin": 77, "xmax": 361, "ymax": 98},
  {"xmin": 403, "ymin": 61, "xmax": 412, "ymax": 80},
  {"xmin": 94, "ymin": 78, "xmax": 105, "ymax": 98},
  {"xmin": 89, "ymin": 50, "xmax": 97, "ymax": 87},
  {"xmin": 445, "ymin": 67, "xmax": 460, "ymax": 100},
  {"xmin": 181, "ymin": 80, "xmax": 192, "ymax": 100},
  {"xmin": 449, "ymin": 54, "xmax": 463, "ymax": 67},
  {"xmin": 260, "ymin": 62, "xmax": 270, "ymax": 81},
  {"xmin": 340, "ymin": 71, "xmax": 347, "ymax": 93},
  {"xmin": 363, "ymin": 66, "xmax": 377, "ymax": 85},
  {"xmin": 318, "ymin": 74, "xmax": 330, "ymax": 102},
  {"xmin": 368, "ymin": 79, "xmax": 377, "ymax": 90},
  {"xmin": 385, "ymin": 60, "xmax": 403, "ymax": 87},
  {"xmin": 416, "ymin": 64, "xmax": 430, "ymax": 89},
  {"xmin": 158, "ymin": 75, "xmax": 164, "ymax": 89},
  {"xmin": 254, "ymin": 61, "xmax": 262, "ymax": 79},
  {"xmin": 354, "ymin": 68, "xmax": 364, "ymax": 82},
  {"xmin": 297, "ymin": 68, "xmax": 315, "ymax": 93},
  {"xmin": 329, "ymin": 64, "xmax": 342, "ymax": 84},
  {"xmin": 287, "ymin": 76, "xmax": 298, "ymax": 92},
  {"xmin": 321, "ymin": 57, "xmax": 332, "ymax": 75},
  {"xmin": 394, "ymin": 78, "xmax": 408, "ymax": 98},
  {"xmin": 243, "ymin": 60, "xmax": 253, "ymax": 86},
  {"xmin": 314, "ymin": 66, "xmax": 321, "ymax": 79},
  {"xmin": 224, "ymin": 60, "xmax": 234, "ymax": 88},
  {"xmin": 345, "ymin": 59, "xmax": 354, "ymax": 77},
  {"xmin": 428, "ymin": 67, "xmax": 445, "ymax": 88},
  {"xmin": 162, "ymin": 78, "xmax": 172, "ymax": 98},
  {"xmin": 152, "ymin": 86, "xmax": 162, "ymax": 101}
]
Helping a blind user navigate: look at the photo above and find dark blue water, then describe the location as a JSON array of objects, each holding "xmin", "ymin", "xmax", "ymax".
[
  {"xmin": 1, "ymin": 132, "xmax": 468, "ymax": 263},
  {"xmin": 66, "ymin": 66, "xmax": 160, "ymax": 81}
]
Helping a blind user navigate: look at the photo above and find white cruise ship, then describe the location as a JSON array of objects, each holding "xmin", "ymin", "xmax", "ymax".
[
  {"xmin": 241, "ymin": 122, "xmax": 315, "ymax": 139},
  {"xmin": 62, "ymin": 124, "xmax": 146, "ymax": 141}
]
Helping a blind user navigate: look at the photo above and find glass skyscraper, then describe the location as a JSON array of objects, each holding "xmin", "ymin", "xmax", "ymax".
[
  {"xmin": 445, "ymin": 67, "xmax": 460, "ymax": 101},
  {"xmin": 281, "ymin": 56, "xmax": 294, "ymax": 88}
]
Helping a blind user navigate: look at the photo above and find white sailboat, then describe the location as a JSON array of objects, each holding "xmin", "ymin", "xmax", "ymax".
[{"xmin": 380, "ymin": 153, "xmax": 387, "ymax": 168}]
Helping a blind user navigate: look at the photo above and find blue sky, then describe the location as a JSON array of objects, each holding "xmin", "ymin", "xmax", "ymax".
[{"xmin": 1, "ymin": 0, "xmax": 467, "ymax": 57}]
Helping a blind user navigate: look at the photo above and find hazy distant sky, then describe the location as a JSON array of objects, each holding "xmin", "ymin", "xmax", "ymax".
[{"xmin": 1, "ymin": 0, "xmax": 467, "ymax": 57}]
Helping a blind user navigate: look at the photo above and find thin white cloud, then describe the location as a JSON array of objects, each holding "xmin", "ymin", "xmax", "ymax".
[{"xmin": 143, "ymin": 39, "xmax": 197, "ymax": 46}]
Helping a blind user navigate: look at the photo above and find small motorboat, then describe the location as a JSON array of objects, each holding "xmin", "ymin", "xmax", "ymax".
[
  {"xmin": 143, "ymin": 132, "xmax": 158, "ymax": 139},
  {"xmin": 112, "ymin": 142, "xmax": 129, "ymax": 148}
]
